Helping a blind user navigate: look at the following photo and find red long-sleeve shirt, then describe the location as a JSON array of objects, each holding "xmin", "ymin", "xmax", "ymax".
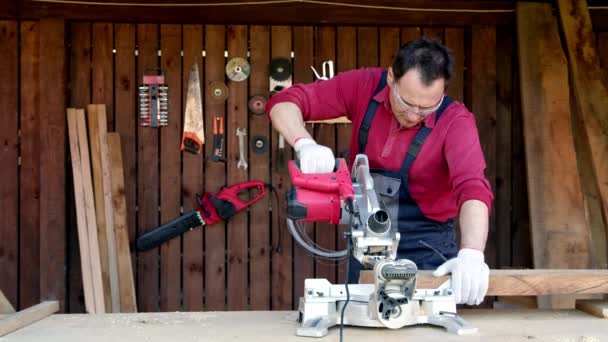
[{"xmin": 267, "ymin": 67, "xmax": 494, "ymax": 221}]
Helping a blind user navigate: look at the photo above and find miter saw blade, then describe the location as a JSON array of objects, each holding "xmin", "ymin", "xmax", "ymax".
[
  {"xmin": 269, "ymin": 57, "xmax": 292, "ymax": 82},
  {"xmin": 208, "ymin": 81, "xmax": 229, "ymax": 103},
  {"xmin": 248, "ymin": 95, "xmax": 268, "ymax": 115},
  {"xmin": 225, "ymin": 57, "xmax": 251, "ymax": 82}
]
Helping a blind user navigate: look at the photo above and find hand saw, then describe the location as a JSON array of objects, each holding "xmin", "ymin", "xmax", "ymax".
[{"xmin": 181, "ymin": 63, "xmax": 205, "ymax": 154}]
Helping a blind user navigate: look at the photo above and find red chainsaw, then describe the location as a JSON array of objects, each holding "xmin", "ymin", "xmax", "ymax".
[{"xmin": 136, "ymin": 180, "xmax": 266, "ymax": 251}]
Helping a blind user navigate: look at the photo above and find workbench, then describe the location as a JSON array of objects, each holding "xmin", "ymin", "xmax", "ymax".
[{"xmin": 2, "ymin": 309, "xmax": 607, "ymax": 341}]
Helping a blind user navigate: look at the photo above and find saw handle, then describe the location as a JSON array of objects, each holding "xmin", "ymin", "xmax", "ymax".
[{"xmin": 288, "ymin": 158, "xmax": 354, "ymax": 200}]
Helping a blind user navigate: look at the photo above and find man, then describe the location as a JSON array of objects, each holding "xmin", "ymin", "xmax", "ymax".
[{"xmin": 267, "ymin": 38, "xmax": 493, "ymax": 306}]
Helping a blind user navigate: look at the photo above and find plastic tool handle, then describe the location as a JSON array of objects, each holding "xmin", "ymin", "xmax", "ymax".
[{"xmin": 136, "ymin": 210, "xmax": 204, "ymax": 251}]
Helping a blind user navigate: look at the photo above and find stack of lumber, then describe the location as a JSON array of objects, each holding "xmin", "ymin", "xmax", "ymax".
[{"xmin": 66, "ymin": 105, "xmax": 137, "ymax": 314}]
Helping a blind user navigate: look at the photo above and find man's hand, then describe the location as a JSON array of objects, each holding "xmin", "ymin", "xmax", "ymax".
[
  {"xmin": 293, "ymin": 138, "xmax": 335, "ymax": 173},
  {"xmin": 432, "ymin": 248, "xmax": 489, "ymax": 305}
]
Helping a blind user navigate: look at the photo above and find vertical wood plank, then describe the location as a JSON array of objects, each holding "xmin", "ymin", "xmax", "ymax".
[
  {"xmin": 182, "ymin": 24, "xmax": 204, "ymax": 312},
  {"xmin": 401, "ymin": 27, "xmax": 421, "ymax": 45},
  {"xmin": 470, "ymin": 26, "xmax": 497, "ymax": 269},
  {"xmin": 0, "ymin": 20, "xmax": 19, "ymax": 309},
  {"xmin": 336, "ymin": 26, "xmax": 356, "ymax": 283},
  {"xmin": 248, "ymin": 25, "xmax": 271, "ymax": 311},
  {"xmin": 92, "ymin": 23, "xmax": 114, "ymax": 130},
  {"xmin": 136, "ymin": 23, "xmax": 160, "ymax": 312},
  {"xmin": 113, "ymin": 24, "xmax": 137, "ymax": 274},
  {"xmin": 39, "ymin": 18, "xmax": 67, "ymax": 311},
  {"xmin": 599, "ymin": 32, "xmax": 608, "ymax": 69},
  {"xmin": 422, "ymin": 27, "xmax": 444, "ymax": 42},
  {"xmin": 19, "ymin": 20, "xmax": 41, "ymax": 310},
  {"xmin": 357, "ymin": 27, "xmax": 378, "ymax": 68},
  {"xmin": 204, "ymin": 24, "xmax": 227, "ymax": 311},
  {"xmin": 444, "ymin": 28, "xmax": 465, "ymax": 102},
  {"xmin": 292, "ymin": 25, "xmax": 314, "ymax": 300},
  {"xmin": 226, "ymin": 25, "xmax": 248, "ymax": 311},
  {"xmin": 314, "ymin": 26, "xmax": 337, "ymax": 284},
  {"xmin": 271, "ymin": 25, "xmax": 293, "ymax": 310},
  {"xmin": 159, "ymin": 24, "xmax": 182, "ymax": 312},
  {"xmin": 496, "ymin": 27, "xmax": 513, "ymax": 268},
  {"xmin": 379, "ymin": 27, "xmax": 399, "ymax": 68}
]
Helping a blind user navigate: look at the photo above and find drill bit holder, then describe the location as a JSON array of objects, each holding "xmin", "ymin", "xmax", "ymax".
[{"xmin": 139, "ymin": 68, "xmax": 169, "ymax": 127}]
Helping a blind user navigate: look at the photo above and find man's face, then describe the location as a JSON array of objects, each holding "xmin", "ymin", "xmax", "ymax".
[{"xmin": 387, "ymin": 67, "xmax": 445, "ymax": 128}]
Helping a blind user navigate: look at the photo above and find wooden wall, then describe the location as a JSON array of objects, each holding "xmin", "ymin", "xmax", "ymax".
[{"xmin": 1, "ymin": 19, "xmax": 579, "ymax": 312}]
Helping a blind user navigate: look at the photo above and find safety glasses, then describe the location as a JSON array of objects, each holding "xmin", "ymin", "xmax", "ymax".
[{"xmin": 392, "ymin": 82, "xmax": 444, "ymax": 117}]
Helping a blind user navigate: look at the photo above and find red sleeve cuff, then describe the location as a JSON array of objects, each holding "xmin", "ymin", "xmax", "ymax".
[{"xmin": 456, "ymin": 187, "xmax": 494, "ymax": 217}]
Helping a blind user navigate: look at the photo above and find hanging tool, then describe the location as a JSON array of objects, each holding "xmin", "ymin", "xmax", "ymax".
[
  {"xmin": 252, "ymin": 135, "xmax": 269, "ymax": 154},
  {"xmin": 311, "ymin": 60, "xmax": 335, "ymax": 81},
  {"xmin": 211, "ymin": 116, "xmax": 225, "ymax": 162},
  {"xmin": 225, "ymin": 57, "xmax": 251, "ymax": 82},
  {"xmin": 181, "ymin": 63, "xmax": 205, "ymax": 154},
  {"xmin": 277, "ymin": 135, "xmax": 285, "ymax": 172},
  {"xmin": 208, "ymin": 81, "xmax": 229, "ymax": 103},
  {"xmin": 136, "ymin": 180, "xmax": 267, "ymax": 251},
  {"xmin": 237, "ymin": 128, "xmax": 248, "ymax": 170},
  {"xmin": 139, "ymin": 68, "xmax": 168, "ymax": 127},
  {"xmin": 248, "ymin": 95, "xmax": 268, "ymax": 115},
  {"xmin": 269, "ymin": 57, "xmax": 293, "ymax": 95}
]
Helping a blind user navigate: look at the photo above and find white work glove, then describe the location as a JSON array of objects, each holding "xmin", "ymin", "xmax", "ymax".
[
  {"xmin": 432, "ymin": 248, "xmax": 489, "ymax": 305},
  {"xmin": 293, "ymin": 138, "xmax": 335, "ymax": 173}
]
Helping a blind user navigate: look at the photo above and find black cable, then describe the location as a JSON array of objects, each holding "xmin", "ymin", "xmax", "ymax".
[{"xmin": 418, "ymin": 240, "xmax": 448, "ymax": 262}]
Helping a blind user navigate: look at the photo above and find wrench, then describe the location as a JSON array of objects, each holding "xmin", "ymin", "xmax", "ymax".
[{"xmin": 237, "ymin": 128, "xmax": 248, "ymax": 170}]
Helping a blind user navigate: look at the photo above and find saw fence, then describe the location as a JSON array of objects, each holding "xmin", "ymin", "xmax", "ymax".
[{"xmin": 0, "ymin": 0, "xmax": 608, "ymax": 316}]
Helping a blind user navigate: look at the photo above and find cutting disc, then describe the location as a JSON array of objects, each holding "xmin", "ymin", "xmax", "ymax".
[
  {"xmin": 269, "ymin": 57, "xmax": 292, "ymax": 81},
  {"xmin": 252, "ymin": 135, "xmax": 269, "ymax": 154},
  {"xmin": 208, "ymin": 81, "xmax": 229, "ymax": 103},
  {"xmin": 248, "ymin": 95, "xmax": 268, "ymax": 115},
  {"xmin": 225, "ymin": 57, "xmax": 250, "ymax": 82}
]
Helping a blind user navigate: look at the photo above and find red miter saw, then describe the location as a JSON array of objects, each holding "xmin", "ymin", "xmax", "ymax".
[
  {"xmin": 285, "ymin": 154, "xmax": 477, "ymax": 337},
  {"xmin": 136, "ymin": 180, "xmax": 266, "ymax": 251}
]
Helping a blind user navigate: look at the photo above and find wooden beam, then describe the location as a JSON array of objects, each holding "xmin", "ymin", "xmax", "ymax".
[
  {"xmin": 360, "ymin": 269, "xmax": 608, "ymax": 296},
  {"xmin": 0, "ymin": 290, "xmax": 15, "ymax": 314},
  {"xmin": 0, "ymin": 301, "xmax": 59, "ymax": 337},
  {"xmin": 516, "ymin": 2, "xmax": 591, "ymax": 309},
  {"xmin": 576, "ymin": 299, "xmax": 608, "ymax": 318}
]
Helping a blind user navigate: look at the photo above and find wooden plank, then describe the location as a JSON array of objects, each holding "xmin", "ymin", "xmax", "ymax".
[
  {"xmin": 379, "ymin": 27, "xmax": 399, "ymax": 68},
  {"xmin": 516, "ymin": 2, "xmax": 591, "ymax": 309},
  {"xmin": 470, "ymin": 26, "xmax": 497, "ymax": 268},
  {"xmin": 361, "ymin": 269, "xmax": 608, "ymax": 296},
  {"xmin": 557, "ymin": 0, "xmax": 608, "ymax": 266},
  {"xmin": 336, "ymin": 26, "xmax": 356, "ymax": 283},
  {"xmin": 39, "ymin": 18, "xmax": 67, "ymax": 311},
  {"xmin": 92, "ymin": 23, "xmax": 114, "ymax": 130},
  {"xmin": 444, "ymin": 28, "xmax": 465, "ymax": 102},
  {"xmin": 182, "ymin": 24, "xmax": 204, "ymax": 312},
  {"xmin": 401, "ymin": 27, "xmax": 421, "ymax": 45},
  {"xmin": 76, "ymin": 109, "xmax": 106, "ymax": 313},
  {"xmin": 271, "ymin": 25, "xmax": 293, "ymax": 310},
  {"xmin": 314, "ymin": 26, "xmax": 338, "ymax": 285},
  {"xmin": 292, "ymin": 25, "xmax": 315, "ymax": 301},
  {"xmin": 19, "ymin": 21, "xmax": 41, "ymax": 310},
  {"xmin": 0, "ymin": 301, "xmax": 59, "ymax": 337},
  {"xmin": 67, "ymin": 22, "xmax": 91, "ymax": 314},
  {"xmin": 137, "ymin": 23, "xmax": 160, "ymax": 313},
  {"xmin": 422, "ymin": 27, "xmax": 444, "ymax": 42},
  {"xmin": 113, "ymin": 24, "xmax": 137, "ymax": 274},
  {"xmin": 495, "ymin": 27, "xmax": 513, "ymax": 268},
  {"xmin": 576, "ymin": 299, "xmax": 608, "ymax": 318},
  {"xmin": 599, "ymin": 32, "xmax": 608, "ymax": 68},
  {"xmin": 107, "ymin": 133, "xmax": 137, "ymax": 313},
  {"xmin": 0, "ymin": 290, "xmax": 15, "ymax": 314},
  {"xmin": 226, "ymin": 25, "xmax": 248, "ymax": 311},
  {"xmin": 85, "ymin": 104, "xmax": 112, "ymax": 312},
  {"xmin": 159, "ymin": 24, "xmax": 182, "ymax": 312},
  {"xmin": 67, "ymin": 108, "xmax": 95, "ymax": 313},
  {"xmin": 0, "ymin": 20, "xmax": 18, "ymax": 310},
  {"xmin": 357, "ymin": 27, "xmax": 378, "ymax": 68},
  {"xmin": 96, "ymin": 105, "xmax": 121, "ymax": 312},
  {"xmin": 248, "ymin": 25, "xmax": 271, "ymax": 311},
  {"xmin": 204, "ymin": 24, "xmax": 227, "ymax": 312}
]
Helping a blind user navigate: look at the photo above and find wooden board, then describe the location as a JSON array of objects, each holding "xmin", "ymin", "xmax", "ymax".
[
  {"xmin": 0, "ymin": 20, "xmax": 18, "ymax": 310},
  {"xmin": 159, "ymin": 24, "xmax": 182, "ymax": 312},
  {"xmin": 248, "ymin": 25, "xmax": 271, "ymax": 311},
  {"xmin": 516, "ymin": 2, "xmax": 591, "ymax": 309},
  {"xmin": 19, "ymin": 21, "xmax": 41, "ymax": 310},
  {"xmin": 360, "ymin": 269, "xmax": 608, "ymax": 296},
  {"xmin": 380, "ymin": 27, "xmax": 399, "ymax": 68},
  {"xmin": 107, "ymin": 133, "xmax": 137, "ymax": 313},
  {"xmin": 557, "ymin": 0, "xmax": 608, "ymax": 264},
  {"xmin": 204, "ymin": 24, "xmax": 227, "ymax": 312},
  {"xmin": 422, "ymin": 27, "xmax": 444, "ymax": 42},
  {"xmin": 137, "ymin": 23, "xmax": 160, "ymax": 313},
  {"xmin": 39, "ymin": 18, "xmax": 66, "ymax": 311},
  {"xmin": 85, "ymin": 104, "xmax": 112, "ymax": 312},
  {"xmin": 0, "ymin": 301, "xmax": 59, "ymax": 337},
  {"xmin": 181, "ymin": 24, "xmax": 204, "ymax": 312},
  {"xmin": 576, "ymin": 299, "xmax": 608, "ymax": 318},
  {"xmin": 357, "ymin": 27, "xmax": 378, "ymax": 68},
  {"xmin": 401, "ymin": 27, "xmax": 421, "ymax": 45},
  {"xmin": 92, "ymin": 23, "xmax": 114, "ymax": 130},
  {"xmin": 0, "ymin": 290, "xmax": 15, "ymax": 314},
  {"xmin": 444, "ymin": 28, "xmax": 464, "ymax": 102},
  {"xmin": 226, "ymin": 25, "xmax": 248, "ymax": 311}
]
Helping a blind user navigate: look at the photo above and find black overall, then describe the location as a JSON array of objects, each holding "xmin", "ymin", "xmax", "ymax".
[{"xmin": 348, "ymin": 71, "xmax": 458, "ymax": 283}]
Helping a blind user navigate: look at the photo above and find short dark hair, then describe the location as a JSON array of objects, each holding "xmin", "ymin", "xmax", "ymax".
[{"xmin": 391, "ymin": 37, "xmax": 453, "ymax": 86}]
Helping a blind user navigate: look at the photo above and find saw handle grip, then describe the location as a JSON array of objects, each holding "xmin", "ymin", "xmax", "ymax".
[{"xmin": 288, "ymin": 159, "xmax": 354, "ymax": 200}]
